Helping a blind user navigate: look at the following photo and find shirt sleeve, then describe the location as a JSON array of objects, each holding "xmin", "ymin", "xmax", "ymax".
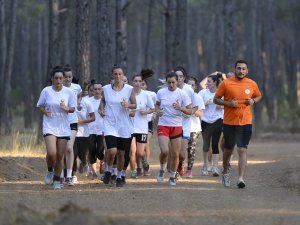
[{"xmin": 36, "ymin": 88, "xmax": 46, "ymax": 107}]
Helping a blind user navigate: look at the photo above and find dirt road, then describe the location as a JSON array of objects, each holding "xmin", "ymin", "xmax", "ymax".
[{"xmin": 0, "ymin": 134, "xmax": 299, "ymax": 225}]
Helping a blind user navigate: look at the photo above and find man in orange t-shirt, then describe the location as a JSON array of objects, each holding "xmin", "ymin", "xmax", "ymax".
[{"xmin": 214, "ymin": 60, "xmax": 262, "ymax": 189}]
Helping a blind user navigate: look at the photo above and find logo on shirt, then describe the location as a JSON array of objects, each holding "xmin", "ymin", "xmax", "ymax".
[{"xmin": 245, "ymin": 89, "xmax": 250, "ymax": 94}]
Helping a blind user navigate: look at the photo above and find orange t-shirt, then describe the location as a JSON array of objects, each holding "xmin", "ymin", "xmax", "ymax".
[{"xmin": 215, "ymin": 77, "xmax": 261, "ymax": 125}]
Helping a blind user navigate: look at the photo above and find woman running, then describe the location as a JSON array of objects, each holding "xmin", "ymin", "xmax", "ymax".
[
  {"xmin": 37, "ymin": 66, "xmax": 76, "ymax": 190},
  {"xmin": 99, "ymin": 65, "xmax": 136, "ymax": 187},
  {"xmin": 156, "ymin": 71, "xmax": 192, "ymax": 186}
]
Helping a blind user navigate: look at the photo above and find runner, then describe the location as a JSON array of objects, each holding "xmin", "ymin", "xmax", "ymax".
[
  {"xmin": 156, "ymin": 71, "xmax": 192, "ymax": 186},
  {"xmin": 214, "ymin": 60, "xmax": 262, "ymax": 188},
  {"xmin": 199, "ymin": 73, "xmax": 224, "ymax": 177},
  {"xmin": 186, "ymin": 77, "xmax": 205, "ymax": 178},
  {"xmin": 62, "ymin": 65, "xmax": 82, "ymax": 185},
  {"xmin": 36, "ymin": 66, "xmax": 76, "ymax": 190},
  {"xmin": 99, "ymin": 65, "xmax": 136, "ymax": 187},
  {"xmin": 129, "ymin": 71, "xmax": 155, "ymax": 178}
]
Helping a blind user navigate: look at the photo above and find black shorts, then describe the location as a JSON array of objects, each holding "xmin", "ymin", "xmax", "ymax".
[
  {"xmin": 104, "ymin": 135, "xmax": 132, "ymax": 151},
  {"xmin": 43, "ymin": 133, "xmax": 70, "ymax": 140},
  {"xmin": 223, "ymin": 124, "xmax": 252, "ymax": 149},
  {"xmin": 148, "ymin": 121, "xmax": 154, "ymax": 134},
  {"xmin": 132, "ymin": 133, "xmax": 148, "ymax": 143},
  {"xmin": 70, "ymin": 123, "xmax": 78, "ymax": 131}
]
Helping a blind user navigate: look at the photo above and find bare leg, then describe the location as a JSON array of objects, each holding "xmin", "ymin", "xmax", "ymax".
[{"xmin": 237, "ymin": 147, "xmax": 247, "ymax": 178}]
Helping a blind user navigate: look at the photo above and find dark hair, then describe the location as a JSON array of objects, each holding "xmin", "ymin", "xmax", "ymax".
[
  {"xmin": 50, "ymin": 66, "xmax": 64, "ymax": 77},
  {"xmin": 165, "ymin": 71, "xmax": 178, "ymax": 81},
  {"xmin": 174, "ymin": 66, "xmax": 187, "ymax": 77},
  {"xmin": 72, "ymin": 77, "xmax": 80, "ymax": 84},
  {"xmin": 132, "ymin": 68, "xmax": 154, "ymax": 82},
  {"xmin": 188, "ymin": 76, "xmax": 198, "ymax": 84},
  {"xmin": 111, "ymin": 64, "xmax": 122, "ymax": 73},
  {"xmin": 208, "ymin": 73, "xmax": 224, "ymax": 87},
  {"xmin": 235, "ymin": 60, "xmax": 248, "ymax": 68},
  {"xmin": 63, "ymin": 64, "xmax": 72, "ymax": 72}
]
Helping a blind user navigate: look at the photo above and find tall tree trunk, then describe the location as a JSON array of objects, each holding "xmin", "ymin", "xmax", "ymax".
[
  {"xmin": 165, "ymin": 0, "xmax": 176, "ymax": 71},
  {"xmin": 21, "ymin": 23, "xmax": 33, "ymax": 129},
  {"xmin": 0, "ymin": 0, "xmax": 6, "ymax": 86},
  {"xmin": 59, "ymin": 0, "xmax": 70, "ymax": 64},
  {"xmin": 97, "ymin": 0, "xmax": 112, "ymax": 83},
  {"xmin": 76, "ymin": 0, "xmax": 90, "ymax": 87},
  {"xmin": 174, "ymin": 0, "xmax": 187, "ymax": 69},
  {"xmin": 115, "ymin": 0, "xmax": 128, "ymax": 71},
  {"xmin": 144, "ymin": 0, "xmax": 154, "ymax": 68},
  {"xmin": 1, "ymin": 0, "xmax": 17, "ymax": 134},
  {"xmin": 224, "ymin": 0, "xmax": 235, "ymax": 72},
  {"xmin": 264, "ymin": 0, "xmax": 277, "ymax": 125}
]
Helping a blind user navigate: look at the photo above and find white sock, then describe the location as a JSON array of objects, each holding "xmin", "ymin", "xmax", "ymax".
[
  {"xmin": 113, "ymin": 167, "xmax": 117, "ymax": 175},
  {"xmin": 107, "ymin": 165, "xmax": 112, "ymax": 173},
  {"xmin": 117, "ymin": 170, "xmax": 122, "ymax": 179},
  {"xmin": 67, "ymin": 169, "xmax": 72, "ymax": 178},
  {"xmin": 213, "ymin": 154, "xmax": 219, "ymax": 168},
  {"xmin": 121, "ymin": 170, "xmax": 126, "ymax": 177},
  {"xmin": 160, "ymin": 164, "xmax": 166, "ymax": 171},
  {"xmin": 169, "ymin": 171, "xmax": 176, "ymax": 178},
  {"xmin": 60, "ymin": 170, "xmax": 64, "ymax": 178}
]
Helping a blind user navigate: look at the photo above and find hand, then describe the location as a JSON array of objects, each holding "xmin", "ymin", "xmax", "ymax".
[
  {"xmin": 230, "ymin": 98, "xmax": 238, "ymax": 108},
  {"xmin": 157, "ymin": 108, "xmax": 163, "ymax": 117},
  {"xmin": 172, "ymin": 101, "xmax": 181, "ymax": 111},
  {"xmin": 121, "ymin": 99, "xmax": 128, "ymax": 108},
  {"xmin": 139, "ymin": 110, "xmax": 147, "ymax": 115},
  {"xmin": 246, "ymin": 98, "xmax": 255, "ymax": 106},
  {"xmin": 44, "ymin": 111, "xmax": 52, "ymax": 117},
  {"xmin": 60, "ymin": 99, "xmax": 69, "ymax": 112},
  {"xmin": 205, "ymin": 99, "xmax": 213, "ymax": 106},
  {"xmin": 99, "ymin": 109, "xmax": 105, "ymax": 117},
  {"xmin": 129, "ymin": 110, "xmax": 136, "ymax": 117}
]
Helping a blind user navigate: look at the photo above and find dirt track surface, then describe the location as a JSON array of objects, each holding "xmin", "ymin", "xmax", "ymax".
[{"xmin": 0, "ymin": 134, "xmax": 300, "ymax": 225}]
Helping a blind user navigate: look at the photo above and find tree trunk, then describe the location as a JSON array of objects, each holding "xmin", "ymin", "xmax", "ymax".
[
  {"xmin": 59, "ymin": 0, "xmax": 70, "ymax": 64},
  {"xmin": 0, "ymin": 0, "xmax": 6, "ymax": 86},
  {"xmin": 21, "ymin": 23, "xmax": 33, "ymax": 129},
  {"xmin": 97, "ymin": 0, "xmax": 112, "ymax": 84},
  {"xmin": 76, "ymin": 0, "xmax": 90, "ymax": 87},
  {"xmin": 165, "ymin": 0, "xmax": 176, "ymax": 71},
  {"xmin": 115, "ymin": 0, "xmax": 128, "ymax": 71},
  {"xmin": 144, "ymin": 0, "xmax": 154, "ymax": 68},
  {"xmin": 1, "ymin": 0, "xmax": 17, "ymax": 134},
  {"xmin": 174, "ymin": 0, "xmax": 187, "ymax": 69}
]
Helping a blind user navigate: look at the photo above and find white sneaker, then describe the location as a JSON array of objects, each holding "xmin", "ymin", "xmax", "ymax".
[
  {"xmin": 222, "ymin": 172, "xmax": 230, "ymax": 187},
  {"xmin": 53, "ymin": 180, "xmax": 61, "ymax": 190},
  {"xmin": 72, "ymin": 175, "xmax": 78, "ymax": 184},
  {"xmin": 201, "ymin": 166, "xmax": 209, "ymax": 176},
  {"xmin": 237, "ymin": 177, "xmax": 246, "ymax": 189},
  {"xmin": 207, "ymin": 165, "xmax": 212, "ymax": 172},
  {"xmin": 44, "ymin": 171, "xmax": 54, "ymax": 185},
  {"xmin": 156, "ymin": 170, "xmax": 165, "ymax": 183},
  {"xmin": 169, "ymin": 177, "xmax": 176, "ymax": 186},
  {"xmin": 212, "ymin": 167, "xmax": 219, "ymax": 177}
]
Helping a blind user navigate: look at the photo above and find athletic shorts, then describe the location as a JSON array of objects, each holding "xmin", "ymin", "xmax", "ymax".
[
  {"xmin": 104, "ymin": 135, "xmax": 132, "ymax": 151},
  {"xmin": 43, "ymin": 133, "xmax": 70, "ymax": 140},
  {"xmin": 132, "ymin": 133, "xmax": 148, "ymax": 143},
  {"xmin": 223, "ymin": 124, "xmax": 252, "ymax": 149},
  {"xmin": 148, "ymin": 121, "xmax": 154, "ymax": 134},
  {"xmin": 157, "ymin": 126, "xmax": 182, "ymax": 139},
  {"xmin": 70, "ymin": 123, "xmax": 78, "ymax": 131}
]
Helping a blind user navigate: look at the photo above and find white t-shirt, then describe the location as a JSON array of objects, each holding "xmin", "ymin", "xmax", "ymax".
[
  {"xmin": 88, "ymin": 97, "xmax": 104, "ymax": 135},
  {"xmin": 190, "ymin": 93, "xmax": 205, "ymax": 132},
  {"xmin": 181, "ymin": 83, "xmax": 197, "ymax": 137},
  {"xmin": 76, "ymin": 97, "xmax": 94, "ymax": 137},
  {"xmin": 66, "ymin": 83, "xmax": 82, "ymax": 124},
  {"xmin": 102, "ymin": 84, "xmax": 134, "ymax": 138},
  {"xmin": 36, "ymin": 86, "xmax": 76, "ymax": 137},
  {"xmin": 132, "ymin": 90, "xmax": 155, "ymax": 134},
  {"xmin": 156, "ymin": 87, "xmax": 190, "ymax": 127},
  {"xmin": 198, "ymin": 88, "xmax": 223, "ymax": 123},
  {"xmin": 144, "ymin": 90, "xmax": 157, "ymax": 122}
]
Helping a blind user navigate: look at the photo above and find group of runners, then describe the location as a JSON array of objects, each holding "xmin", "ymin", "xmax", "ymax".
[{"xmin": 37, "ymin": 60, "xmax": 262, "ymax": 190}]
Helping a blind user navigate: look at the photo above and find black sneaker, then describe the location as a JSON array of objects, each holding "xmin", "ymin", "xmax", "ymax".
[
  {"xmin": 103, "ymin": 171, "xmax": 111, "ymax": 184},
  {"xmin": 110, "ymin": 174, "xmax": 117, "ymax": 184},
  {"xmin": 116, "ymin": 178, "xmax": 123, "ymax": 187},
  {"xmin": 121, "ymin": 176, "xmax": 126, "ymax": 184}
]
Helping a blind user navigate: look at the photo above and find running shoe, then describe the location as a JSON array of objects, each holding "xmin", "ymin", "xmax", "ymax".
[
  {"xmin": 66, "ymin": 177, "xmax": 74, "ymax": 186},
  {"xmin": 60, "ymin": 177, "xmax": 65, "ymax": 187},
  {"xmin": 130, "ymin": 170, "xmax": 137, "ymax": 179},
  {"xmin": 110, "ymin": 174, "xmax": 117, "ymax": 184},
  {"xmin": 53, "ymin": 181, "xmax": 61, "ymax": 190},
  {"xmin": 116, "ymin": 178, "xmax": 123, "ymax": 187},
  {"xmin": 177, "ymin": 163, "xmax": 184, "ymax": 176},
  {"xmin": 156, "ymin": 170, "xmax": 165, "ymax": 183},
  {"xmin": 137, "ymin": 168, "xmax": 143, "ymax": 177},
  {"xmin": 186, "ymin": 170, "xmax": 193, "ymax": 178},
  {"xmin": 201, "ymin": 166, "xmax": 209, "ymax": 176},
  {"xmin": 228, "ymin": 163, "xmax": 233, "ymax": 173},
  {"xmin": 222, "ymin": 171, "xmax": 230, "ymax": 187},
  {"xmin": 169, "ymin": 177, "xmax": 176, "ymax": 186},
  {"xmin": 207, "ymin": 165, "xmax": 212, "ymax": 173},
  {"xmin": 44, "ymin": 171, "xmax": 54, "ymax": 185},
  {"xmin": 142, "ymin": 160, "xmax": 150, "ymax": 171},
  {"xmin": 103, "ymin": 171, "xmax": 111, "ymax": 184},
  {"xmin": 212, "ymin": 167, "xmax": 220, "ymax": 177},
  {"xmin": 237, "ymin": 177, "xmax": 246, "ymax": 189},
  {"xmin": 121, "ymin": 176, "xmax": 126, "ymax": 184},
  {"xmin": 143, "ymin": 169, "xmax": 150, "ymax": 176},
  {"xmin": 72, "ymin": 175, "xmax": 78, "ymax": 184}
]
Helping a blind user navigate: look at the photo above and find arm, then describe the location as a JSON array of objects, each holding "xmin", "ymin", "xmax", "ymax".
[
  {"xmin": 128, "ymin": 90, "xmax": 137, "ymax": 109},
  {"xmin": 78, "ymin": 112, "xmax": 96, "ymax": 125},
  {"xmin": 38, "ymin": 106, "xmax": 52, "ymax": 117},
  {"xmin": 213, "ymin": 94, "xmax": 238, "ymax": 108}
]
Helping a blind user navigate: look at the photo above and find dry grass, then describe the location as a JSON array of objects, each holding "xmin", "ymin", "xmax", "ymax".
[{"xmin": 0, "ymin": 129, "xmax": 45, "ymax": 157}]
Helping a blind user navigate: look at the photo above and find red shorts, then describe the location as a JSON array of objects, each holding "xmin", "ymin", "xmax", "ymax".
[{"xmin": 157, "ymin": 126, "xmax": 182, "ymax": 139}]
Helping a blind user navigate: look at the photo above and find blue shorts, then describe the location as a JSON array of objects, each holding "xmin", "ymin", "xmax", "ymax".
[{"xmin": 223, "ymin": 124, "xmax": 252, "ymax": 149}]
